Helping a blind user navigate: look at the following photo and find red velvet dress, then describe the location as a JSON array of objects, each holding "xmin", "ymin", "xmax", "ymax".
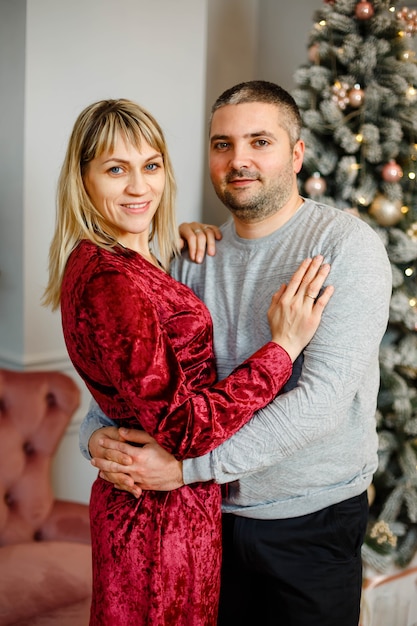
[{"xmin": 61, "ymin": 240, "xmax": 292, "ymax": 626}]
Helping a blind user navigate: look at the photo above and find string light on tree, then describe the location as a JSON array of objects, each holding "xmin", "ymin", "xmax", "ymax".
[
  {"xmin": 406, "ymin": 85, "xmax": 417, "ymax": 103},
  {"xmin": 314, "ymin": 18, "xmax": 327, "ymax": 33}
]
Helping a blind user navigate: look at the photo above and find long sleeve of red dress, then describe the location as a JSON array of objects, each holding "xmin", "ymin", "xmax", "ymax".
[{"xmin": 62, "ymin": 242, "xmax": 292, "ymax": 461}]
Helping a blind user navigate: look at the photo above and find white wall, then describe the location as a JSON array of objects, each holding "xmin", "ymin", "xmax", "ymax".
[
  {"xmin": 201, "ymin": 0, "xmax": 324, "ymax": 223},
  {"xmin": 0, "ymin": 0, "xmax": 327, "ymax": 504},
  {"xmin": 0, "ymin": 0, "xmax": 208, "ymax": 503},
  {"xmin": 23, "ymin": 0, "xmax": 208, "ymax": 369},
  {"xmin": 202, "ymin": 0, "xmax": 260, "ymax": 224},
  {"xmin": 257, "ymin": 0, "xmax": 323, "ymax": 90},
  {"xmin": 0, "ymin": 0, "xmax": 207, "ymax": 363},
  {"xmin": 0, "ymin": 0, "xmax": 26, "ymax": 364}
]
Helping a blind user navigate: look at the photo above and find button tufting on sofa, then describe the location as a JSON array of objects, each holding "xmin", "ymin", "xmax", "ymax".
[
  {"xmin": 23, "ymin": 440, "xmax": 36, "ymax": 456},
  {"xmin": 0, "ymin": 368, "xmax": 92, "ymax": 626}
]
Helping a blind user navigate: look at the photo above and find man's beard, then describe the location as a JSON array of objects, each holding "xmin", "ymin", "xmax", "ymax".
[{"xmin": 214, "ymin": 166, "xmax": 294, "ymax": 223}]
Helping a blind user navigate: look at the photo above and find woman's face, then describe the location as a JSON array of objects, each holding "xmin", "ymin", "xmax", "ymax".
[{"xmin": 83, "ymin": 133, "xmax": 165, "ymax": 252}]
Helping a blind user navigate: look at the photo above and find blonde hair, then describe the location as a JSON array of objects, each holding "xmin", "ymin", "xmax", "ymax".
[{"xmin": 43, "ymin": 99, "xmax": 179, "ymax": 310}]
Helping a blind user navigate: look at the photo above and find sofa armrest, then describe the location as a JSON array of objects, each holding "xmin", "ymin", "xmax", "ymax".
[
  {"xmin": 40, "ymin": 500, "xmax": 91, "ymax": 544},
  {"xmin": 0, "ymin": 542, "xmax": 91, "ymax": 625}
]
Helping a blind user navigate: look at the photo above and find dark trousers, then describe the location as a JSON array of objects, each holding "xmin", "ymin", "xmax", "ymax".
[{"xmin": 218, "ymin": 492, "xmax": 368, "ymax": 626}]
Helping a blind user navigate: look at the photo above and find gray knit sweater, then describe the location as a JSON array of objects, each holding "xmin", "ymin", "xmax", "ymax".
[
  {"xmin": 172, "ymin": 199, "xmax": 392, "ymax": 519},
  {"xmin": 80, "ymin": 199, "xmax": 392, "ymax": 520}
]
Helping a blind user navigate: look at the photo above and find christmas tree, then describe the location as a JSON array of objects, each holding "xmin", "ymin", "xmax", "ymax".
[{"xmin": 292, "ymin": 0, "xmax": 417, "ymax": 571}]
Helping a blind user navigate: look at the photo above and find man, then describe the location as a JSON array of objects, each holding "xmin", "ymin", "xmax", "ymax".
[{"xmin": 81, "ymin": 81, "xmax": 392, "ymax": 625}]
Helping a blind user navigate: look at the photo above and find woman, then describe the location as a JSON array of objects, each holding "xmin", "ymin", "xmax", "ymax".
[{"xmin": 43, "ymin": 99, "xmax": 332, "ymax": 626}]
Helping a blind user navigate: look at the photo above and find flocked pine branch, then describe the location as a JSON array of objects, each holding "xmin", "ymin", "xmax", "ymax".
[{"xmin": 293, "ymin": 0, "xmax": 417, "ymax": 570}]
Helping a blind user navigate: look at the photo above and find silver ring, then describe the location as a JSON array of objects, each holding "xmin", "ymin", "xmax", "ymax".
[
  {"xmin": 203, "ymin": 225, "xmax": 211, "ymax": 230},
  {"xmin": 194, "ymin": 228, "xmax": 203, "ymax": 234},
  {"xmin": 305, "ymin": 294, "xmax": 316, "ymax": 300}
]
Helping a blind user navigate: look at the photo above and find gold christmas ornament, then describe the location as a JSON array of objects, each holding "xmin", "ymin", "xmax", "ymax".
[
  {"xmin": 399, "ymin": 48, "xmax": 416, "ymax": 62},
  {"xmin": 369, "ymin": 194, "xmax": 403, "ymax": 226},
  {"xmin": 367, "ymin": 483, "xmax": 375, "ymax": 506},
  {"xmin": 369, "ymin": 520, "xmax": 397, "ymax": 548},
  {"xmin": 407, "ymin": 222, "xmax": 417, "ymax": 240}
]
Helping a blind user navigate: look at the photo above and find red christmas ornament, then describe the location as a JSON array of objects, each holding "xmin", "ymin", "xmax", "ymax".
[
  {"xmin": 324, "ymin": 0, "xmax": 335, "ymax": 4},
  {"xmin": 355, "ymin": 1, "xmax": 374, "ymax": 20},
  {"xmin": 382, "ymin": 160, "xmax": 403, "ymax": 183}
]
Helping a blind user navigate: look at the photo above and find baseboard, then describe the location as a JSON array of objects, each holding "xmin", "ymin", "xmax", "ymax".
[{"xmin": 0, "ymin": 348, "xmax": 71, "ymax": 371}]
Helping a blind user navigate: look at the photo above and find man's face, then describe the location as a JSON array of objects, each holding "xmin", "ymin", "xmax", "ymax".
[{"xmin": 209, "ymin": 102, "xmax": 304, "ymax": 223}]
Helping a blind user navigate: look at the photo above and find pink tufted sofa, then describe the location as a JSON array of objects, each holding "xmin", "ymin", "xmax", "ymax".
[{"xmin": 0, "ymin": 368, "xmax": 92, "ymax": 626}]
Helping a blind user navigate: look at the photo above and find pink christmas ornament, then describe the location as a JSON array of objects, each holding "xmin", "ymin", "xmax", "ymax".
[
  {"xmin": 397, "ymin": 7, "xmax": 417, "ymax": 36},
  {"xmin": 348, "ymin": 85, "xmax": 364, "ymax": 108},
  {"xmin": 331, "ymin": 81, "xmax": 350, "ymax": 110},
  {"xmin": 355, "ymin": 1, "xmax": 374, "ymax": 20},
  {"xmin": 305, "ymin": 173, "xmax": 327, "ymax": 197},
  {"xmin": 308, "ymin": 43, "xmax": 320, "ymax": 64},
  {"xmin": 382, "ymin": 160, "xmax": 403, "ymax": 183},
  {"xmin": 343, "ymin": 207, "xmax": 361, "ymax": 218}
]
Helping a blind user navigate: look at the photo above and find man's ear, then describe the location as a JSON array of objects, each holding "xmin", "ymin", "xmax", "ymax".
[{"xmin": 293, "ymin": 139, "xmax": 305, "ymax": 174}]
